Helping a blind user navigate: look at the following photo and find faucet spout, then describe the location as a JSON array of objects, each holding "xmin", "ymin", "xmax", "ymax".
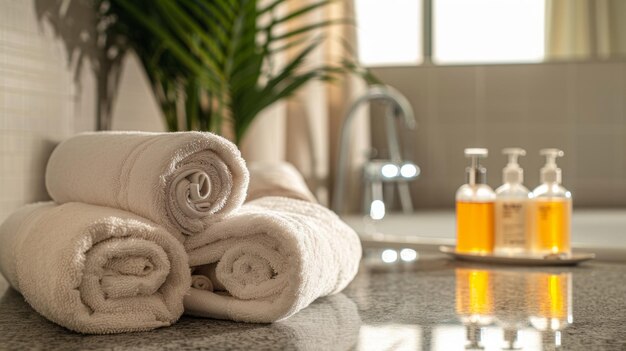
[
  {"xmin": 372, "ymin": 85, "xmax": 416, "ymax": 130},
  {"xmin": 332, "ymin": 84, "xmax": 417, "ymax": 214}
]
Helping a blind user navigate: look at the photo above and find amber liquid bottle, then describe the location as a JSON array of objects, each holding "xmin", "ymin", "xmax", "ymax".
[
  {"xmin": 530, "ymin": 149, "xmax": 572, "ymax": 256},
  {"xmin": 456, "ymin": 148, "xmax": 496, "ymax": 254}
]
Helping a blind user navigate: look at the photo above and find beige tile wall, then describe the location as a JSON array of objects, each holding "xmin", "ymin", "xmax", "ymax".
[
  {"xmin": 0, "ymin": 1, "xmax": 163, "ymax": 222},
  {"xmin": 110, "ymin": 53, "xmax": 165, "ymax": 132},
  {"xmin": 0, "ymin": 0, "xmax": 85, "ymax": 221},
  {"xmin": 371, "ymin": 62, "xmax": 626, "ymax": 208}
]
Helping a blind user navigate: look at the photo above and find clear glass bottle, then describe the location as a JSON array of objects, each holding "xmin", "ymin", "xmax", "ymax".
[
  {"xmin": 456, "ymin": 148, "xmax": 496, "ymax": 254},
  {"xmin": 495, "ymin": 148, "xmax": 532, "ymax": 256},
  {"xmin": 530, "ymin": 149, "xmax": 572, "ymax": 257}
]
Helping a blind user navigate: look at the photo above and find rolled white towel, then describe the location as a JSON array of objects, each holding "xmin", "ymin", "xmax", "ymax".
[
  {"xmin": 247, "ymin": 161, "xmax": 317, "ymax": 203},
  {"xmin": 45, "ymin": 131, "xmax": 249, "ymax": 238},
  {"xmin": 183, "ymin": 196, "xmax": 362, "ymax": 322},
  {"xmin": 0, "ymin": 202, "xmax": 190, "ymax": 334}
]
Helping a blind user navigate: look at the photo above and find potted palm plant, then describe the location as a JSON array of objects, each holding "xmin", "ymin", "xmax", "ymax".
[{"xmin": 105, "ymin": 0, "xmax": 372, "ymax": 144}]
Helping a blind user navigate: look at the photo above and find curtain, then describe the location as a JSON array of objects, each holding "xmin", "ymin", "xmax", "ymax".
[
  {"xmin": 545, "ymin": 0, "xmax": 626, "ymax": 60},
  {"xmin": 240, "ymin": 0, "xmax": 370, "ymax": 212},
  {"xmin": 545, "ymin": 0, "xmax": 591, "ymax": 60}
]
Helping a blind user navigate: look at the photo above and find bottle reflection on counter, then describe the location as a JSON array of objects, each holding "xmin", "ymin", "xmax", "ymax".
[
  {"xmin": 493, "ymin": 271, "xmax": 529, "ymax": 350},
  {"xmin": 455, "ymin": 269, "xmax": 494, "ymax": 350},
  {"xmin": 528, "ymin": 272, "xmax": 573, "ymax": 350},
  {"xmin": 455, "ymin": 269, "xmax": 573, "ymax": 350}
]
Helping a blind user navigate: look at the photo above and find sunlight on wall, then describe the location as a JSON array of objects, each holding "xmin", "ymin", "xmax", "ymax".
[
  {"xmin": 355, "ymin": 0, "xmax": 422, "ymax": 66},
  {"xmin": 433, "ymin": 0, "xmax": 545, "ymax": 64}
]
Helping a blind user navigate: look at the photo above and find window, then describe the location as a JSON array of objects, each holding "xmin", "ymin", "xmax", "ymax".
[
  {"xmin": 355, "ymin": 0, "xmax": 423, "ymax": 66},
  {"xmin": 433, "ymin": 0, "xmax": 545, "ymax": 64},
  {"xmin": 355, "ymin": 0, "xmax": 546, "ymax": 66}
]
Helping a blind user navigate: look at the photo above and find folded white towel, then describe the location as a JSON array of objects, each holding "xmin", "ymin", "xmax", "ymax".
[
  {"xmin": 247, "ymin": 161, "xmax": 317, "ymax": 203},
  {"xmin": 0, "ymin": 202, "xmax": 190, "ymax": 334},
  {"xmin": 183, "ymin": 196, "xmax": 361, "ymax": 322},
  {"xmin": 46, "ymin": 131, "xmax": 249, "ymax": 238}
]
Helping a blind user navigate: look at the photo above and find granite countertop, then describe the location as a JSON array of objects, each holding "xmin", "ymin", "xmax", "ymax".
[{"xmin": 1, "ymin": 254, "xmax": 625, "ymax": 350}]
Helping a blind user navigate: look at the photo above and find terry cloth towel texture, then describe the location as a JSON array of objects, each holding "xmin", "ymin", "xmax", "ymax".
[
  {"xmin": 0, "ymin": 202, "xmax": 190, "ymax": 334},
  {"xmin": 183, "ymin": 196, "xmax": 361, "ymax": 323},
  {"xmin": 45, "ymin": 131, "xmax": 249, "ymax": 238},
  {"xmin": 246, "ymin": 161, "xmax": 317, "ymax": 203}
]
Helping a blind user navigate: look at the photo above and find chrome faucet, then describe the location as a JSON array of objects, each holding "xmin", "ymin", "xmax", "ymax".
[{"xmin": 332, "ymin": 85, "xmax": 419, "ymax": 218}]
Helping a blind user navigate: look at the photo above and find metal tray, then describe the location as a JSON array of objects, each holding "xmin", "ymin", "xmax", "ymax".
[{"xmin": 439, "ymin": 246, "xmax": 595, "ymax": 266}]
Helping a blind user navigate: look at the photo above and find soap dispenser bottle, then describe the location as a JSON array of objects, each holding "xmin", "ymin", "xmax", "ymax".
[
  {"xmin": 494, "ymin": 148, "xmax": 531, "ymax": 256},
  {"xmin": 456, "ymin": 148, "xmax": 496, "ymax": 254},
  {"xmin": 531, "ymin": 149, "xmax": 572, "ymax": 256}
]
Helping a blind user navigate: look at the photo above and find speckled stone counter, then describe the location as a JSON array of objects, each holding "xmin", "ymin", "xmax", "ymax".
[{"xmin": 1, "ymin": 255, "xmax": 625, "ymax": 350}]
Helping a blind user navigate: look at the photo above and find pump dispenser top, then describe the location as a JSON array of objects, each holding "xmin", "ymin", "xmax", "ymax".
[
  {"xmin": 465, "ymin": 148, "xmax": 488, "ymax": 185},
  {"xmin": 540, "ymin": 149, "xmax": 564, "ymax": 184},
  {"xmin": 502, "ymin": 148, "xmax": 525, "ymax": 184}
]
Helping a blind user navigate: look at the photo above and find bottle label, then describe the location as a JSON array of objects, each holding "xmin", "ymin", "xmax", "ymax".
[{"xmin": 495, "ymin": 200, "xmax": 527, "ymax": 249}]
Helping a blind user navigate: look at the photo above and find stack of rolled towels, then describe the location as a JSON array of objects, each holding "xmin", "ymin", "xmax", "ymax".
[{"xmin": 0, "ymin": 132, "xmax": 361, "ymax": 334}]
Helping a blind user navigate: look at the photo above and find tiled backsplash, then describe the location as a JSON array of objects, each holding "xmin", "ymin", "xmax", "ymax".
[
  {"xmin": 0, "ymin": 0, "xmax": 163, "ymax": 222},
  {"xmin": 0, "ymin": 0, "xmax": 86, "ymax": 221},
  {"xmin": 371, "ymin": 62, "xmax": 626, "ymax": 208}
]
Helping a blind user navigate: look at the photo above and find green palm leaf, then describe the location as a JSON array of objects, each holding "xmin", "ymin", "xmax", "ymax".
[{"xmin": 108, "ymin": 0, "xmax": 370, "ymax": 142}]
